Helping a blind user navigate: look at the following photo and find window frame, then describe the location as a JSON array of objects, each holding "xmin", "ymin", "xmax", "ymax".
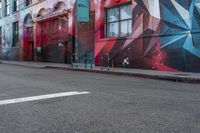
[
  {"xmin": 26, "ymin": 0, "xmax": 32, "ymax": 6},
  {"xmin": 0, "ymin": 26, "xmax": 2, "ymax": 46},
  {"xmin": 0, "ymin": 0, "xmax": 2, "ymax": 18},
  {"xmin": 5, "ymin": 0, "xmax": 10, "ymax": 16},
  {"xmin": 13, "ymin": 0, "xmax": 19, "ymax": 12},
  {"xmin": 13, "ymin": 21, "xmax": 19, "ymax": 47},
  {"xmin": 104, "ymin": 3, "xmax": 132, "ymax": 38}
]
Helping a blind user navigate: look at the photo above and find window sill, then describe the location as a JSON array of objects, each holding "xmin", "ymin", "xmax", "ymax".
[
  {"xmin": 12, "ymin": 45, "xmax": 20, "ymax": 48},
  {"xmin": 13, "ymin": 11, "xmax": 19, "ymax": 15},
  {"xmin": 4, "ymin": 15, "xmax": 10, "ymax": 18},
  {"xmin": 98, "ymin": 36, "xmax": 133, "ymax": 42},
  {"xmin": 24, "ymin": 4, "xmax": 33, "ymax": 8}
]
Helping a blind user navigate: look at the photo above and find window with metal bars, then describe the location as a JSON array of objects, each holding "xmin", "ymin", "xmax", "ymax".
[
  {"xmin": 13, "ymin": 22, "xmax": 19, "ymax": 47},
  {"xmin": 0, "ymin": 0, "xmax": 2, "ymax": 18},
  {"xmin": 0, "ymin": 26, "xmax": 2, "ymax": 46},
  {"xmin": 13, "ymin": 0, "xmax": 19, "ymax": 12},
  {"xmin": 5, "ymin": 0, "xmax": 10, "ymax": 16},
  {"xmin": 26, "ymin": 0, "xmax": 32, "ymax": 6}
]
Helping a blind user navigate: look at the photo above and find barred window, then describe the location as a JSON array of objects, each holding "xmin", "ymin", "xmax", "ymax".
[
  {"xmin": 26, "ymin": 0, "xmax": 32, "ymax": 6},
  {"xmin": 0, "ymin": 0, "xmax": 2, "ymax": 18},
  {"xmin": 5, "ymin": 0, "xmax": 10, "ymax": 16},
  {"xmin": 0, "ymin": 26, "xmax": 2, "ymax": 46},
  {"xmin": 13, "ymin": 0, "xmax": 19, "ymax": 12},
  {"xmin": 13, "ymin": 22, "xmax": 19, "ymax": 47}
]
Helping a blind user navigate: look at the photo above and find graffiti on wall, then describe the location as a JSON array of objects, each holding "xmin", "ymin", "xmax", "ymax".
[
  {"xmin": 0, "ymin": 0, "xmax": 72, "ymax": 61},
  {"xmin": 40, "ymin": 17, "xmax": 68, "ymax": 63},
  {"xmin": 0, "ymin": 0, "xmax": 200, "ymax": 72},
  {"xmin": 94, "ymin": 0, "xmax": 200, "ymax": 72}
]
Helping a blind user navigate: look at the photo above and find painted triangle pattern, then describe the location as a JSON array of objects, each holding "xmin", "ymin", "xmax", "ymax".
[{"xmin": 95, "ymin": 0, "xmax": 200, "ymax": 72}]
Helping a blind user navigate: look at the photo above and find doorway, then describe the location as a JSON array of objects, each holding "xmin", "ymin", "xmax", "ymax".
[
  {"xmin": 23, "ymin": 14, "xmax": 34, "ymax": 61},
  {"xmin": 74, "ymin": 11, "xmax": 95, "ymax": 64},
  {"xmin": 40, "ymin": 16, "xmax": 68, "ymax": 63}
]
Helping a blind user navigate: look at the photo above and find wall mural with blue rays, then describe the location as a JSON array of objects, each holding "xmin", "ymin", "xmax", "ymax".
[
  {"xmin": 160, "ymin": 0, "xmax": 200, "ymax": 71},
  {"xmin": 0, "ymin": 0, "xmax": 200, "ymax": 72},
  {"xmin": 95, "ymin": 0, "xmax": 200, "ymax": 72}
]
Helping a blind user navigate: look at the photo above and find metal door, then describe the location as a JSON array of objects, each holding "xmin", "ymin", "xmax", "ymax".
[
  {"xmin": 41, "ymin": 17, "xmax": 68, "ymax": 63},
  {"xmin": 75, "ymin": 11, "xmax": 95, "ymax": 64},
  {"xmin": 26, "ymin": 27, "xmax": 34, "ymax": 61}
]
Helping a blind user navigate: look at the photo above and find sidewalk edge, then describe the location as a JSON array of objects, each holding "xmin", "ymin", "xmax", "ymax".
[
  {"xmin": 45, "ymin": 66, "xmax": 200, "ymax": 84},
  {"xmin": 1, "ymin": 61, "xmax": 200, "ymax": 84}
]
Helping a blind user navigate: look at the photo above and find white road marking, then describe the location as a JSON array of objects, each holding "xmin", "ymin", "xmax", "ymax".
[{"xmin": 0, "ymin": 91, "xmax": 90, "ymax": 106}]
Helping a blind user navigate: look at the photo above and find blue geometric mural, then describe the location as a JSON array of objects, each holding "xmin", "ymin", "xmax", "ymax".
[
  {"xmin": 160, "ymin": 0, "xmax": 200, "ymax": 71},
  {"xmin": 96, "ymin": 0, "xmax": 200, "ymax": 72},
  {"xmin": 160, "ymin": 0, "xmax": 200, "ymax": 57}
]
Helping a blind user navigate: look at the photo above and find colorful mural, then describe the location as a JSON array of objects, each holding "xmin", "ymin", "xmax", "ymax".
[
  {"xmin": 94, "ymin": 0, "xmax": 200, "ymax": 72},
  {"xmin": 0, "ymin": 0, "xmax": 74, "ymax": 62},
  {"xmin": 0, "ymin": 0, "xmax": 200, "ymax": 72}
]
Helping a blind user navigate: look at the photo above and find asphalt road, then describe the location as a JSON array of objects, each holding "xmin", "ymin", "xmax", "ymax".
[{"xmin": 0, "ymin": 64, "xmax": 200, "ymax": 133}]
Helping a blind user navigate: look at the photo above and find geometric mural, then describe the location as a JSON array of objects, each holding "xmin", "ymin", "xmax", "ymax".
[
  {"xmin": 0, "ymin": 0, "xmax": 200, "ymax": 72},
  {"xmin": 160, "ymin": 0, "xmax": 200, "ymax": 56},
  {"xmin": 95, "ymin": 0, "xmax": 200, "ymax": 72}
]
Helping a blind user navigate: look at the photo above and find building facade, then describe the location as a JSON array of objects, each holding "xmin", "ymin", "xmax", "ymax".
[
  {"xmin": 0, "ymin": 0, "xmax": 200, "ymax": 72},
  {"xmin": 0, "ymin": 0, "xmax": 74, "ymax": 63}
]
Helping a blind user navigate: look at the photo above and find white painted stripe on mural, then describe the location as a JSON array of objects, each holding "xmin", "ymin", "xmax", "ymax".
[{"xmin": 0, "ymin": 91, "xmax": 90, "ymax": 106}]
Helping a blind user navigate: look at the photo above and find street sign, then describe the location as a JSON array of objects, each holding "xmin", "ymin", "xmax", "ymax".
[{"xmin": 76, "ymin": 0, "xmax": 89, "ymax": 22}]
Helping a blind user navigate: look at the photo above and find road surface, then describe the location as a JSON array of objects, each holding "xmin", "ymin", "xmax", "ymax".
[{"xmin": 0, "ymin": 64, "xmax": 199, "ymax": 133}]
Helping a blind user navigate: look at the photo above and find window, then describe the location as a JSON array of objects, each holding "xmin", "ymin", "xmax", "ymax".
[
  {"xmin": 5, "ymin": 0, "xmax": 10, "ymax": 16},
  {"xmin": 13, "ymin": 0, "xmax": 19, "ymax": 12},
  {"xmin": 105, "ymin": 4, "xmax": 132, "ymax": 37},
  {"xmin": 0, "ymin": 26, "xmax": 2, "ymax": 46},
  {"xmin": 26, "ymin": 0, "xmax": 32, "ymax": 6},
  {"xmin": 13, "ymin": 22, "xmax": 19, "ymax": 47},
  {"xmin": 0, "ymin": 0, "xmax": 2, "ymax": 18}
]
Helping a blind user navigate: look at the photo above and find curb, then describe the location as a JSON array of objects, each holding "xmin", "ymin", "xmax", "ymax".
[
  {"xmin": 1, "ymin": 61, "xmax": 200, "ymax": 84},
  {"xmin": 45, "ymin": 66, "xmax": 200, "ymax": 84},
  {"xmin": 0, "ymin": 62, "xmax": 45, "ymax": 69}
]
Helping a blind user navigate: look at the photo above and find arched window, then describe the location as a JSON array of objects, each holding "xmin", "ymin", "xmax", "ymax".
[
  {"xmin": 24, "ymin": 14, "xmax": 33, "ymax": 27},
  {"xmin": 26, "ymin": 0, "xmax": 32, "ymax": 6},
  {"xmin": 37, "ymin": 8, "xmax": 47, "ymax": 17},
  {"xmin": 53, "ymin": 1, "xmax": 66, "ymax": 12}
]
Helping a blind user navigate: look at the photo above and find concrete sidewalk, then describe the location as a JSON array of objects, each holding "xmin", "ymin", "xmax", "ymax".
[{"xmin": 0, "ymin": 60, "xmax": 200, "ymax": 83}]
